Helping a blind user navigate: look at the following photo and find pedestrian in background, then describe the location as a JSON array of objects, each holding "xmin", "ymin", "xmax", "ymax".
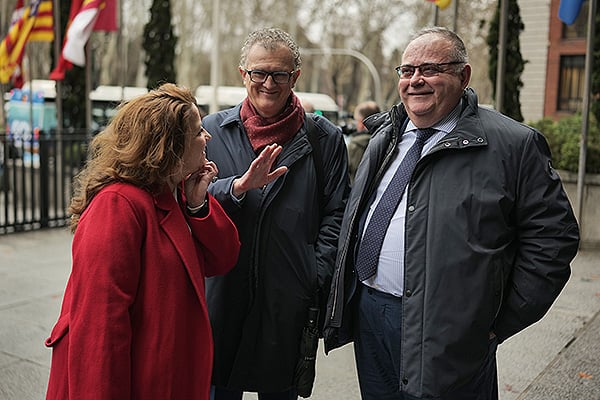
[
  {"xmin": 346, "ymin": 100, "xmax": 381, "ymax": 183},
  {"xmin": 324, "ymin": 27, "xmax": 579, "ymax": 400},
  {"xmin": 203, "ymin": 27, "xmax": 350, "ymax": 400},
  {"xmin": 45, "ymin": 83, "xmax": 240, "ymax": 400}
]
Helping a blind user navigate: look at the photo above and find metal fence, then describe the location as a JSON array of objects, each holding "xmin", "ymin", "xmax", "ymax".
[{"xmin": 0, "ymin": 130, "xmax": 89, "ymax": 234}]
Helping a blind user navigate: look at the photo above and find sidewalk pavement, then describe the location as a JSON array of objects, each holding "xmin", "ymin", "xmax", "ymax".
[{"xmin": 1, "ymin": 228, "xmax": 599, "ymax": 400}]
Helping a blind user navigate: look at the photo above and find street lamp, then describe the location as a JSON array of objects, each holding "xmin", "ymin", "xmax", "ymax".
[{"xmin": 300, "ymin": 48, "xmax": 384, "ymax": 109}]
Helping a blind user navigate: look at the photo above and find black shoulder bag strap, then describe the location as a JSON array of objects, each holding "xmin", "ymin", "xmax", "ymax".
[
  {"xmin": 305, "ymin": 113, "xmax": 328, "ymax": 337},
  {"xmin": 295, "ymin": 114, "xmax": 326, "ymax": 397},
  {"xmin": 305, "ymin": 114, "xmax": 324, "ymax": 212}
]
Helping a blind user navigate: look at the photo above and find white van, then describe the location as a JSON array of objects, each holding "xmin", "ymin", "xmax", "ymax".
[
  {"xmin": 194, "ymin": 85, "xmax": 339, "ymax": 122},
  {"xmin": 5, "ymin": 80, "xmax": 149, "ymax": 130},
  {"xmin": 89, "ymin": 85, "xmax": 148, "ymax": 128}
]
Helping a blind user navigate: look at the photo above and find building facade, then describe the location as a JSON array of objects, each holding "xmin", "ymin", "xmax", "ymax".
[
  {"xmin": 544, "ymin": 0, "xmax": 590, "ymax": 120},
  {"xmin": 519, "ymin": 0, "xmax": 590, "ymax": 123},
  {"xmin": 520, "ymin": 0, "xmax": 552, "ymax": 123}
]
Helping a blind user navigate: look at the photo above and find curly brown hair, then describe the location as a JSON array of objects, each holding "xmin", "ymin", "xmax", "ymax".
[{"xmin": 68, "ymin": 83, "xmax": 198, "ymax": 232}]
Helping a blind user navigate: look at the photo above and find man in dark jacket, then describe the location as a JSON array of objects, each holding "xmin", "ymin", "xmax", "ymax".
[
  {"xmin": 347, "ymin": 100, "xmax": 381, "ymax": 184},
  {"xmin": 323, "ymin": 27, "xmax": 580, "ymax": 400},
  {"xmin": 203, "ymin": 28, "xmax": 350, "ymax": 400}
]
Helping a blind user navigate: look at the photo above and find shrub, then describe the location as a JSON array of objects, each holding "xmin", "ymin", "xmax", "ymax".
[{"xmin": 529, "ymin": 114, "xmax": 600, "ymax": 174}]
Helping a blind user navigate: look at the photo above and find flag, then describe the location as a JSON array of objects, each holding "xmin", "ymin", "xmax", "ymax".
[
  {"xmin": 50, "ymin": 0, "xmax": 118, "ymax": 80},
  {"xmin": 426, "ymin": 0, "xmax": 452, "ymax": 10},
  {"xmin": 94, "ymin": 0, "xmax": 118, "ymax": 31},
  {"xmin": 0, "ymin": 0, "xmax": 54, "ymax": 85},
  {"xmin": 10, "ymin": 0, "xmax": 54, "ymax": 41},
  {"xmin": 558, "ymin": 0, "xmax": 586, "ymax": 25}
]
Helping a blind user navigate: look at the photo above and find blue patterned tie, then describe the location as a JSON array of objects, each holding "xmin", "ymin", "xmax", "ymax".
[{"xmin": 355, "ymin": 128, "xmax": 437, "ymax": 281}]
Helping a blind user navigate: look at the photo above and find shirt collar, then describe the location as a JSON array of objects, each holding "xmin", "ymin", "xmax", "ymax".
[{"xmin": 405, "ymin": 99, "xmax": 463, "ymax": 135}]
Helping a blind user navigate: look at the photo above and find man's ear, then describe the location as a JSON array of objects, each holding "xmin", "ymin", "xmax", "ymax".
[
  {"xmin": 460, "ymin": 64, "xmax": 472, "ymax": 90},
  {"xmin": 291, "ymin": 70, "xmax": 302, "ymax": 88}
]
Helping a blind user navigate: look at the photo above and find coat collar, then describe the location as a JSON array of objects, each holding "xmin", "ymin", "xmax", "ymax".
[
  {"xmin": 386, "ymin": 88, "xmax": 488, "ymax": 151},
  {"xmin": 154, "ymin": 187, "xmax": 206, "ymax": 302},
  {"xmin": 218, "ymin": 103, "xmax": 244, "ymax": 128}
]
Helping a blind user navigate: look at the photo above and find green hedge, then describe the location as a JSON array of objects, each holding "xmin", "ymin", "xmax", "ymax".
[{"xmin": 529, "ymin": 114, "xmax": 600, "ymax": 174}]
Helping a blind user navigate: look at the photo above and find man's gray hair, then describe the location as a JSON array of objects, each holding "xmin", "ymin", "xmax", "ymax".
[
  {"xmin": 239, "ymin": 27, "xmax": 302, "ymax": 70},
  {"xmin": 411, "ymin": 26, "xmax": 469, "ymax": 63}
]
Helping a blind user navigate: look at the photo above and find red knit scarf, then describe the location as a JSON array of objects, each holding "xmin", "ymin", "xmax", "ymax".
[{"xmin": 240, "ymin": 93, "xmax": 305, "ymax": 153}]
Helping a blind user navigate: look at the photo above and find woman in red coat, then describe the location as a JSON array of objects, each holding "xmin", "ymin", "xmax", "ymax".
[{"xmin": 45, "ymin": 83, "xmax": 240, "ymax": 400}]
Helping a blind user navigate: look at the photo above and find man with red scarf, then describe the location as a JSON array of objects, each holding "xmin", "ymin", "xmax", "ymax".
[{"xmin": 203, "ymin": 27, "xmax": 350, "ymax": 400}]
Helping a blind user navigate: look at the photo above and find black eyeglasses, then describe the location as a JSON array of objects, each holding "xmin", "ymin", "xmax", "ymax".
[
  {"xmin": 244, "ymin": 69, "xmax": 296, "ymax": 84},
  {"xmin": 395, "ymin": 61, "xmax": 465, "ymax": 79}
]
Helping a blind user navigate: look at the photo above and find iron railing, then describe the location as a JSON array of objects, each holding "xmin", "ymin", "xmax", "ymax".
[{"xmin": 0, "ymin": 130, "xmax": 89, "ymax": 234}]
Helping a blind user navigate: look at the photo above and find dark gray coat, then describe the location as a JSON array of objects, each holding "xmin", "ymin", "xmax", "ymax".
[
  {"xmin": 204, "ymin": 103, "xmax": 349, "ymax": 392},
  {"xmin": 323, "ymin": 89, "xmax": 580, "ymax": 398}
]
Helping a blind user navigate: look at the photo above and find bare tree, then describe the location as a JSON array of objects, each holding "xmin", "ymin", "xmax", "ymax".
[{"xmin": 2, "ymin": 0, "xmax": 495, "ymax": 114}]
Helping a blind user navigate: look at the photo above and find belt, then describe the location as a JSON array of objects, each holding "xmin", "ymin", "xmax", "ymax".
[{"xmin": 360, "ymin": 283, "xmax": 402, "ymax": 301}]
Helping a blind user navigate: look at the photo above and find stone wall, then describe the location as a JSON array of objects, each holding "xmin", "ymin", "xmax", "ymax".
[{"xmin": 558, "ymin": 170, "xmax": 600, "ymax": 249}]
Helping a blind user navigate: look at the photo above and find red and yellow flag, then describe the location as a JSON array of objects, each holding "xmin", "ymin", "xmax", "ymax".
[
  {"xmin": 50, "ymin": 0, "xmax": 117, "ymax": 80},
  {"xmin": 426, "ymin": 0, "xmax": 452, "ymax": 10},
  {"xmin": 0, "ymin": 0, "xmax": 54, "ymax": 85}
]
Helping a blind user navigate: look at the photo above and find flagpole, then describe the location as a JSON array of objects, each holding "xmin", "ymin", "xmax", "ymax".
[
  {"xmin": 0, "ymin": 85, "xmax": 5, "ymax": 132},
  {"xmin": 53, "ymin": 0, "xmax": 63, "ymax": 134},
  {"xmin": 0, "ymin": 91, "xmax": 4, "ymax": 136},
  {"xmin": 453, "ymin": 0, "xmax": 459, "ymax": 32},
  {"xmin": 495, "ymin": 0, "xmax": 508, "ymax": 112},
  {"xmin": 0, "ymin": 0, "xmax": 9, "ymax": 130},
  {"xmin": 118, "ymin": 0, "xmax": 125, "ymax": 100},
  {"xmin": 209, "ymin": 0, "xmax": 220, "ymax": 114},
  {"xmin": 85, "ymin": 43, "xmax": 92, "ymax": 132},
  {"xmin": 1, "ymin": 1, "xmax": 7, "ymax": 35},
  {"xmin": 575, "ymin": 0, "xmax": 597, "ymax": 223},
  {"xmin": 27, "ymin": 48, "xmax": 34, "ymax": 142}
]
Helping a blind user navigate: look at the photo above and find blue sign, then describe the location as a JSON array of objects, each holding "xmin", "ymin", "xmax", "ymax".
[{"xmin": 6, "ymin": 89, "xmax": 57, "ymax": 166}]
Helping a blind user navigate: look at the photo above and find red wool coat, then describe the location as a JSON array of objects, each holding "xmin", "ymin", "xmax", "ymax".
[{"xmin": 45, "ymin": 183, "xmax": 240, "ymax": 400}]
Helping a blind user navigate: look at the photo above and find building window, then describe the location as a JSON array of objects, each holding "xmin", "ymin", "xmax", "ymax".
[
  {"xmin": 562, "ymin": 2, "xmax": 588, "ymax": 39},
  {"xmin": 558, "ymin": 55, "xmax": 585, "ymax": 112}
]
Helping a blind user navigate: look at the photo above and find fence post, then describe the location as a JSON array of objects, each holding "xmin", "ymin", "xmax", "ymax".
[{"xmin": 39, "ymin": 132, "xmax": 50, "ymax": 228}]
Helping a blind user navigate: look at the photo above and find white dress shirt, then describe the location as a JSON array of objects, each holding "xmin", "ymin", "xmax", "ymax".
[{"xmin": 360, "ymin": 102, "xmax": 462, "ymax": 296}]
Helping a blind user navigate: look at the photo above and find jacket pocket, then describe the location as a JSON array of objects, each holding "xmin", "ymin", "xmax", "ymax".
[{"xmin": 45, "ymin": 314, "xmax": 69, "ymax": 348}]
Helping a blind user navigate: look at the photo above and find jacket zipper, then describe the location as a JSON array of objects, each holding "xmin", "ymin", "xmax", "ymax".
[{"xmin": 330, "ymin": 111, "xmax": 401, "ymax": 322}]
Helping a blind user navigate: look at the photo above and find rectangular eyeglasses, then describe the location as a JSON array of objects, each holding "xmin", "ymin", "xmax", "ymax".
[
  {"xmin": 244, "ymin": 69, "xmax": 296, "ymax": 84},
  {"xmin": 395, "ymin": 61, "xmax": 465, "ymax": 79}
]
